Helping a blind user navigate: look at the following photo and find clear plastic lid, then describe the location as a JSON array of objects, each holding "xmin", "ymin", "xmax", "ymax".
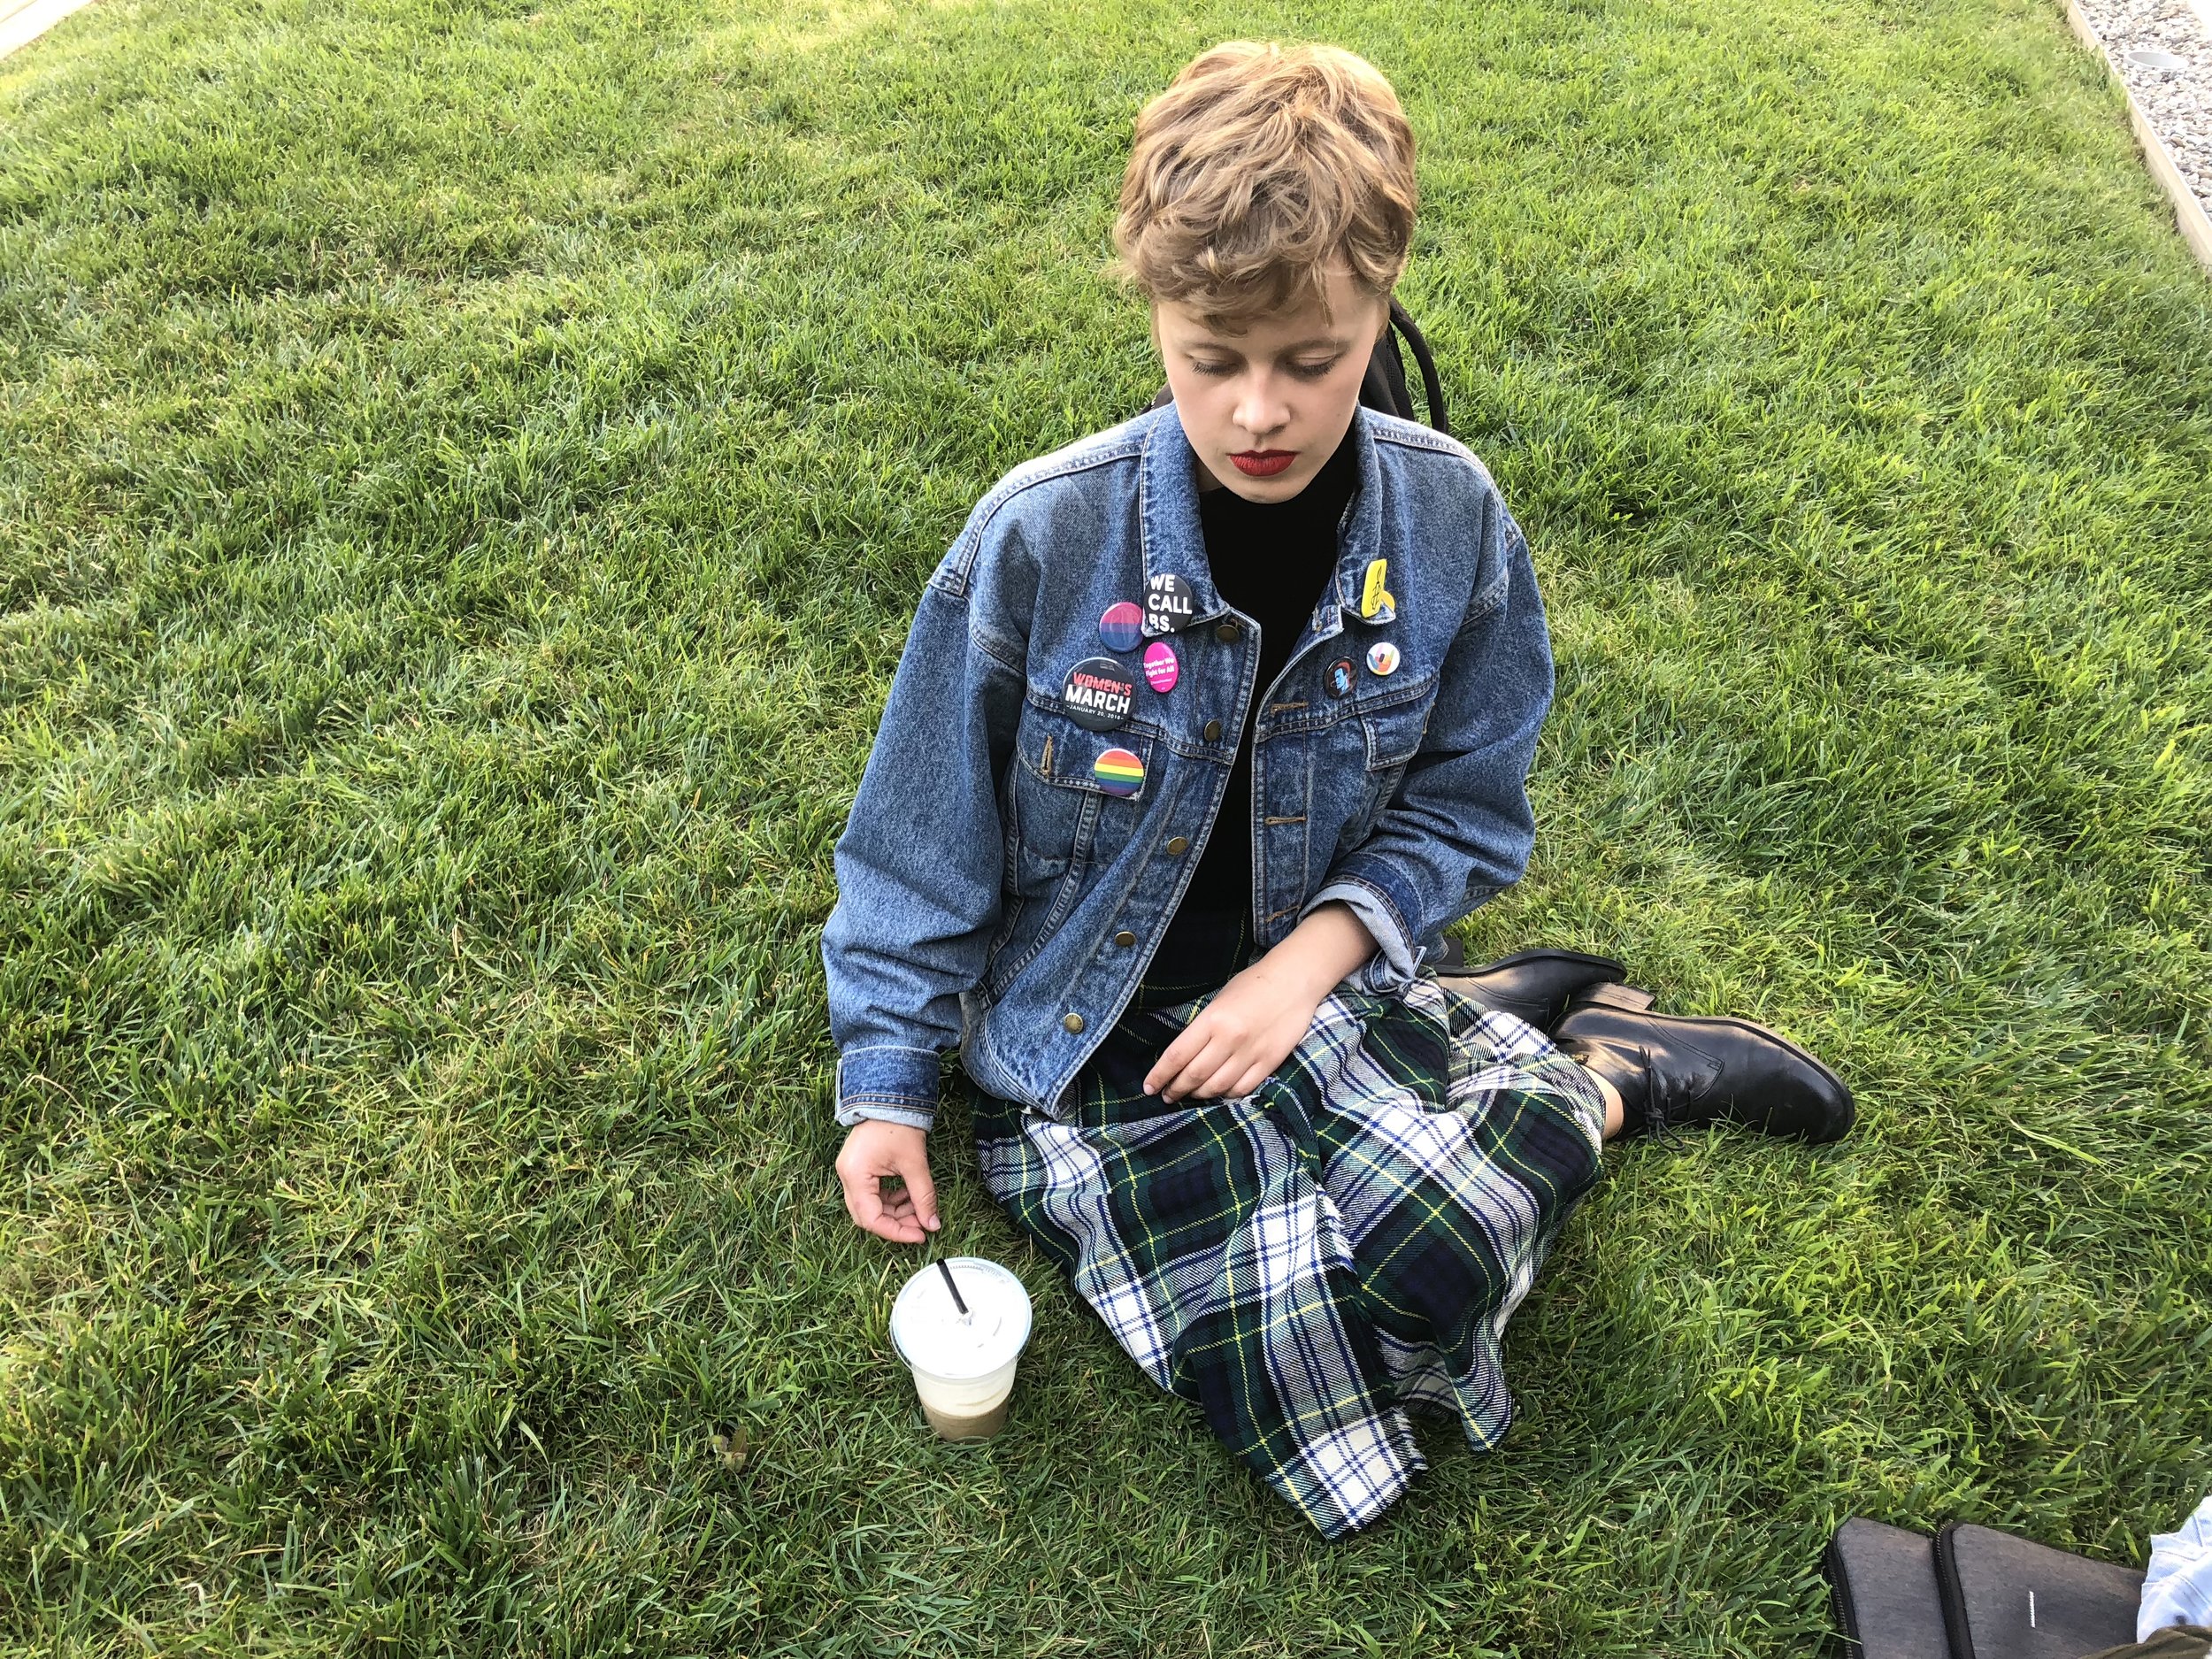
[{"xmin": 888, "ymin": 1257, "xmax": 1033, "ymax": 1380}]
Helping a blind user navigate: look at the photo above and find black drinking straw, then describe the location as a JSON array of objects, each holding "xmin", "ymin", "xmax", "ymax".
[{"xmin": 936, "ymin": 1259, "xmax": 971, "ymax": 1318}]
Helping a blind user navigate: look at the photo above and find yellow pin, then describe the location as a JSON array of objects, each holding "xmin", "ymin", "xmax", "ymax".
[{"xmin": 1360, "ymin": 559, "xmax": 1390, "ymax": 618}]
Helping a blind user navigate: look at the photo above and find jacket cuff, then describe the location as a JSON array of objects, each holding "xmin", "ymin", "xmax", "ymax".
[
  {"xmin": 833, "ymin": 1046, "xmax": 944, "ymax": 1133},
  {"xmin": 1305, "ymin": 865, "xmax": 1425, "ymax": 995}
]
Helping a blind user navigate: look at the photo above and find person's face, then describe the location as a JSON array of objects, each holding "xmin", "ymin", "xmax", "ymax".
[{"xmin": 1153, "ymin": 266, "xmax": 1391, "ymax": 502}]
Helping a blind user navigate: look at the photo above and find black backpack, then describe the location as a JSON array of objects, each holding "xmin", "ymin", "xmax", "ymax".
[{"xmin": 1148, "ymin": 296, "xmax": 1450, "ymax": 435}]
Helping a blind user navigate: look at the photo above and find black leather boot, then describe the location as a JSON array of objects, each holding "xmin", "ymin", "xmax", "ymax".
[
  {"xmin": 1437, "ymin": 949, "xmax": 1644, "ymax": 1033},
  {"xmin": 1552, "ymin": 995, "xmax": 1855, "ymax": 1143}
]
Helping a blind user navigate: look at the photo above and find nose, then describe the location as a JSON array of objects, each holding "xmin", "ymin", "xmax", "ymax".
[{"xmin": 1232, "ymin": 368, "xmax": 1290, "ymax": 445}]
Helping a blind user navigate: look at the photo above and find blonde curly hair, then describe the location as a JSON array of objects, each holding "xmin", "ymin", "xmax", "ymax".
[{"xmin": 1114, "ymin": 42, "xmax": 1417, "ymax": 331}]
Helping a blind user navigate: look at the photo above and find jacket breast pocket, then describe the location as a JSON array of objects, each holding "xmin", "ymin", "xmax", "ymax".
[
  {"xmin": 1335, "ymin": 676, "xmax": 1436, "ymax": 849},
  {"xmin": 987, "ymin": 706, "xmax": 1153, "ymax": 995}
]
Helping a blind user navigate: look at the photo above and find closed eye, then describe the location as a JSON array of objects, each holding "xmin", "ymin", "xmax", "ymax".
[{"xmin": 1188, "ymin": 356, "xmax": 1347, "ymax": 380}]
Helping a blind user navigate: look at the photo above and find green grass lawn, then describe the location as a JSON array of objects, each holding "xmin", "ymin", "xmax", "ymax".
[{"xmin": 3, "ymin": 0, "xmax": 2209, "ymax": 1649}]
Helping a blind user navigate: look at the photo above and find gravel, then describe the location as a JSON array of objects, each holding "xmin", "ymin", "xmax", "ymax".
[{"xmin": 2075, "ymin": 0, "xmax": 2212, "ymax": 217}]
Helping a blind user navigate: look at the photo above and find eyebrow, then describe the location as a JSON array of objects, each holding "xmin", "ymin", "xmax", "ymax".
[{"xmin": 1190, "ymin": 334, "xmax": 1352, "ymax": 354}]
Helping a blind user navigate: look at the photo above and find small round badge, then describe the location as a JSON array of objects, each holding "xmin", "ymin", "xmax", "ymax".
[
  {"xmin": 1366, "ymin": 641, "xmax": 1402, "ymax": 677},
  {"xmin": 1062, "ymin": 656, "xmax": 1138, "ymax": 731},
  {"xmin": 1143, "ymin": 572, "xmax": 1197, "ymax": 636},
  {"xmin": 1141, "ymin": 640, "xmax": 1179, "ymax": 694},
  {"xmin": 1325, "ymin": 658, "xmax": 1357, "ymax": 699},
  {"xmin": 1099, "ymin": 601, "xmax": 1144, "ymax": 652},
  {"xmin": 1093, "ymin": 747, "xmax": 1145, "ymax": 796}
]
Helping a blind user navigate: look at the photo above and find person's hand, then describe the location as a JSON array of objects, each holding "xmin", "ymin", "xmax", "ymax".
[
  {"xmin": 1142, "ymin": 954, "xmax": 1328, "ymax": 1102},
  {"xmin": 1142, "ymin": 904, "xmax": 1378, "ymax": 1102},
  {"xmin": 835, "ymin": 1120, "xmax": 941, "ymax": 1243}
]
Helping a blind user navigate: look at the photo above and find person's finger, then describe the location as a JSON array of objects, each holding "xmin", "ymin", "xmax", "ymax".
[
  {"xmin": 1158, "ymin": 1033, "xmax": 1233, "ymax": 1102},
  {"xmin": 1153, "ymin": 1036, "xmax": 1215, "ymax": 1101},
  {"xmin": 846, "ymin": 1171, "xmax": 914, "ymax": 1242},
  {"xmin": 868, "ymin": 1182, "xmax": 926, "ymax": 1243},
  {"xmin": 841, "ymin": 1174, "xmax": 877, "ymax": 1233},
  {"xmin": 1187, "ymin": 1045, "xmax": 1257, "ymax": 1101},
  {"xmin": 1144, "ymin": 1017, "xmax": 1212, "ymax": 1095},
  {"xmin": 1228, "ymin": 1059, "xmax": 1275, "ymax": 1100},
  {"xmin": 1178, "ymin": 1002, "xmax": 1262, "ymax": 1093},
  {"xmin": 838, "ymin": 1149, "xmax": 926, "ymax": 1243},
  {"xmin": 892, "ymin": 1145, "xmax": 941, "ymax": 1233}
]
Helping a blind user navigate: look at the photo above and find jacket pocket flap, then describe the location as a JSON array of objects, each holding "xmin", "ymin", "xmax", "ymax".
[
  {"xmin": 1018, "ymin": 706, "xmax": 1156, "ymax": 801},
  {"xmin": 1357, "ymin": 676, "xmax": 1436, "ymax": 771}
]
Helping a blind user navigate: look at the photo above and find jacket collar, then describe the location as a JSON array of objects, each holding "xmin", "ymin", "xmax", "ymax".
[{"xmin": 1137, "ymin": 404, "xmax": 1385, "ymax": 646}]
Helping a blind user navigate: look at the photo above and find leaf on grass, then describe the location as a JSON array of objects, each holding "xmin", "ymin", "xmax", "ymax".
[{"xmin": 711, "ymin": 1425, "xmax": 750, "ymax": 1471}]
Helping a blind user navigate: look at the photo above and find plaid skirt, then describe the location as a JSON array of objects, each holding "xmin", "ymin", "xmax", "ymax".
[{"xmin": 973, "ymin": 914, "xmax": 1607, "ymax": 1539}]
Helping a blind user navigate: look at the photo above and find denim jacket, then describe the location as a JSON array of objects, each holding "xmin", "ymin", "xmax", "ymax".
[{"xmin": 823, "ymin": 404, "xmax": 1554, "ymax": 1130}]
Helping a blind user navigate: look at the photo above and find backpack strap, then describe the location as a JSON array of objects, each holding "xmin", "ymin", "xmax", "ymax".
[{"xmin": 1387, "ymin": 297, "xmax": 1450, "ymax": 437}]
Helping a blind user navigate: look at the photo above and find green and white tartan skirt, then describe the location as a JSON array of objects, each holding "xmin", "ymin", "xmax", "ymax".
[{"xmin": 973, "ymin": 917, "xmax": 1607, "ymax": 1539}]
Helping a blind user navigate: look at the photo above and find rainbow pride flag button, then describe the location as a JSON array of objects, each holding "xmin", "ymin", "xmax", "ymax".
[{"xmin": 1092, "ymin": 747, "xmax": 1145, "ymax": 796}]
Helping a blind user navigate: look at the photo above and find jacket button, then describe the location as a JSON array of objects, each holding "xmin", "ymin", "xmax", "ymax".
[
  {"xmin": 1214, "ymin": 621, "xmax": 1241, "ymax": 643},
  {"xmin": 1062, "ymin": 1011, "xmax": 1086, "ymax": 1033},
  {"xmin": 1114, "ymin": 930, "xmax": 1136, "ymax": 948},
  {"xmin": 1166, "ymin": 836, "xmax": 1190, "ymax": 856},
  {"xmin": 1203, "ymin": 718, "xmax": 1223, "ymax": 741}
]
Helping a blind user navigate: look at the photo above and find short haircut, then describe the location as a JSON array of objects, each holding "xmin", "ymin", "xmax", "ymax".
[{"xmin": 1114, "ymin": 42, "xmax": 1417, "ymax": 331}]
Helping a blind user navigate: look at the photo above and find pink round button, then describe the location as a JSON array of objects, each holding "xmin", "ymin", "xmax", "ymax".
[{"xmin": 1141, "ymin": 640, "xmax": 1179, "ymax": 694}]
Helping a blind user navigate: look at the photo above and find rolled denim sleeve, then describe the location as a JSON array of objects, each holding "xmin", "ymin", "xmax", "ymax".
[
  {"xmin": 1304, "ymin": 510, "xmax": 1552, "ymax": 995},
  {"xmin": 823, "ymin": 536, "xmax": 1030, "ymax": 1132}
]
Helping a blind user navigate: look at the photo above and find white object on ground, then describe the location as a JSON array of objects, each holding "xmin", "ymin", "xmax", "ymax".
[
  {"xmin": 888, "ymin": 1256, "xmax": 1032, "ymax": 1440},
  {"xmin": 2139, "ymin": 1493, "xmax": 2212, "ymax": 1639},
  {"xmin": 2076, "ymin": 0, "xmax": 2212, "ymax": 228},
  {"xmin": 2, "ymin": 0, "xmax": 96, "ymax": 60}
]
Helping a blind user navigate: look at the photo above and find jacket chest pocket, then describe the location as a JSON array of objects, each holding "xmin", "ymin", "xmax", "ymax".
[
  {"xmin": 987, "ymin": 706, "xmax": 1155, "ymax": 997},
  {"xmin": 1006, "ymin": 708, "xmax": 1155, "ymax": 891},
  {"xmin": 1331, "ymin": 677, "xmax": 1435, "ymax": 849},
  {"xmin": 1360, "ymin": 686, "xmax": 1432, "ymax": 775}
]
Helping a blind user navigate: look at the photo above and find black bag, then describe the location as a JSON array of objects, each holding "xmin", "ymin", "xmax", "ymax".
[
  {"xmin": 1148, "ymin": 296, "xmax": 1450, "ymax": 435},
  {"xmin": 1824, "ymin": 1517, "xmax": 2148, "ymax": 1658},
  {"xmin": 1826, "ymin": 1517, "xmax": 1954, "ymax": 1658},
  {"xmin": 1935, "ymin": 1521, "xmax": 2144, "ymax": 1659}
]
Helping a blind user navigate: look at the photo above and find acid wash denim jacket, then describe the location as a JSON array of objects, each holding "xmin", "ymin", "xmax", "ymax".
[{"xmin": 822, "ymin": 403, "xmax": 1554, "ymax": 1132}]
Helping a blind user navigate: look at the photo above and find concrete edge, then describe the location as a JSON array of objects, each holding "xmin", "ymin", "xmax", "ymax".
[
  {"xmin": 1, "ymin": 0, "xmax": 96, "ymax": 59},
  {"xmin": 2065, "ymin": 0, "xmax": 2212, "ymax": 274}
]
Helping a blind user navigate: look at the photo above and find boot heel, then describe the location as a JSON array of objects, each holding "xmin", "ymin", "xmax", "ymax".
[{"xmin": 1574, "ymin": 982, "xmax": 1657, "ymax": 1013}]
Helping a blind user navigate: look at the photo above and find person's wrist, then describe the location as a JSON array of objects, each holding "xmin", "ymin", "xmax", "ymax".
[
  {"xmin": 1255, "ymin": 937, "xmax": 1343, "ymax": 1008},
  {"xmin": 847, "ymin": 1118, "xmax": 926, "ymax": 1148}
]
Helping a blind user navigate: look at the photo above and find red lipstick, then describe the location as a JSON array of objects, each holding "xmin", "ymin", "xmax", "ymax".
[{"xmin": 1232, "ymin": 450, "xmax": 1296, "ymax": 478}]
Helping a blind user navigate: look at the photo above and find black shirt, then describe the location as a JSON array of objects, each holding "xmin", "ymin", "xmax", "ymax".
[{"xmin": 1156, "ymin": 433, "xmax": 1360, "ymax": 965}]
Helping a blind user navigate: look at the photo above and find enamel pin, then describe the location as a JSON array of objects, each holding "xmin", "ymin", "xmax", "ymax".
[{"xmin": 1359, "ymin": 558, "xmax": 1395, "ymax": 621}]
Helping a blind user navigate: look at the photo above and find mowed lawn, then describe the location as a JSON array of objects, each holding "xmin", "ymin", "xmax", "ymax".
[{"xmin": 3, "ymin": 0, "xmax": 2209, "ymax": 1648}]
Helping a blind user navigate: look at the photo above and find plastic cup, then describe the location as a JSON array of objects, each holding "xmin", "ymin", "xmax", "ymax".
[{"xmin": 888, "ymin": 1257, "xmax": 1033, "ymax": 1440}]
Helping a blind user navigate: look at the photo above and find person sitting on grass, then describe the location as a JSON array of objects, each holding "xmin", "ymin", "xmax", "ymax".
[{"xmin": 823, "ymin": 39, "xmax": 1855, "ymax": 1538}]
